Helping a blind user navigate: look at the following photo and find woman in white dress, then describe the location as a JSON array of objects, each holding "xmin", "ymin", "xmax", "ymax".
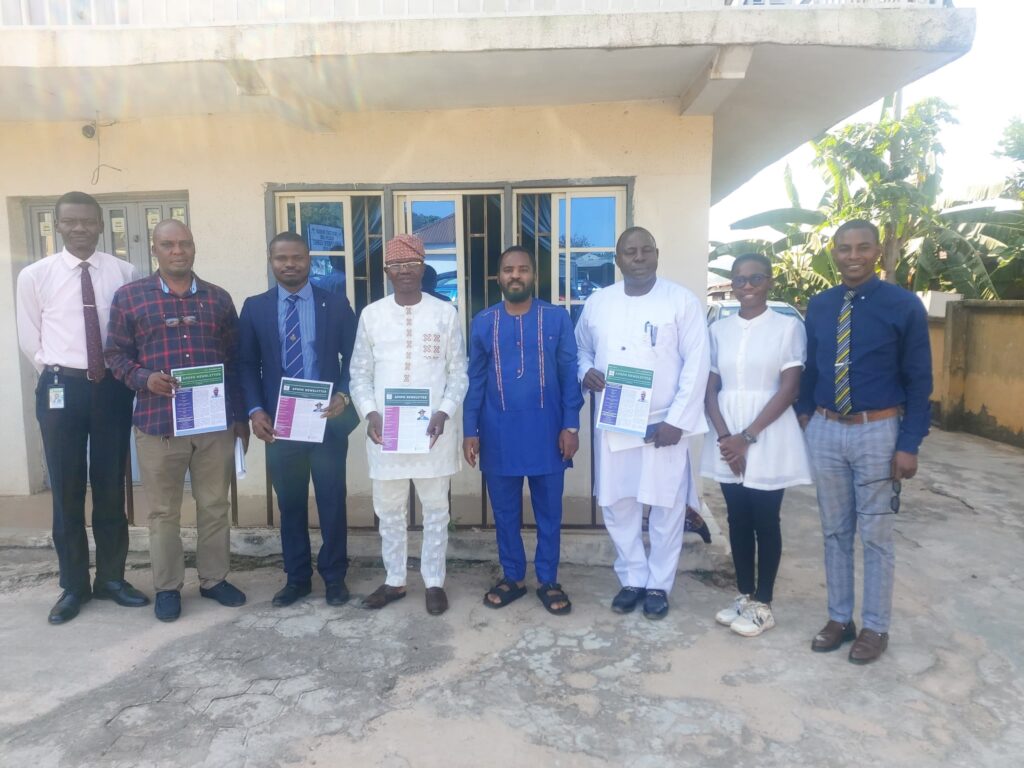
[{"xmin": 702, "ymin": 254, "xmax": 812, "ymax": 637}]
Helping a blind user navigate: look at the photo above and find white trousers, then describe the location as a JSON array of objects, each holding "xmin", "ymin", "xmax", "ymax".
[
  {"xmin": 603, "ymin": 488, "xmax": 687, "ymax": 594},
  {"xmin": 371, "ymin": 476, "xmax": 451, "ymax": 589}
]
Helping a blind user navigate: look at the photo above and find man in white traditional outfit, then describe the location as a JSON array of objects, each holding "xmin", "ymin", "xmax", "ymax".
[
  {"xmin": 349, "ymin": 234, "xmax": 469, "ymax": 616},
  {"xmin": 576, "ymin": 226, "xmax": 710, "ymax": 620}
]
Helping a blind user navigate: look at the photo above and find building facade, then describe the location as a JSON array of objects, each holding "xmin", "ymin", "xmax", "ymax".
[{"xmin": 0, "ymin": 0, "xmax": 973, "ymax": 528}]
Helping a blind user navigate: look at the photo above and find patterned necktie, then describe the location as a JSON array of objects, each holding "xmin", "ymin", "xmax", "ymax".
[
  {"xmin": 79, "ymin": 263, "xmax": 106, "ymax": 382},
  {"xmin": 834, "ymin": 289, "xmax": 855, "ymax": 414},
  {"xmin": 283, "ymin": 294, "xmax": 304, "ymax": 379}
]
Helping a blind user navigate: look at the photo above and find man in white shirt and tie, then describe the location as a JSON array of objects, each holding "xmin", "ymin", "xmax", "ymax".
[{"xmin": 16, "ymin": 191, "xmax": 149, "ymax": 624}]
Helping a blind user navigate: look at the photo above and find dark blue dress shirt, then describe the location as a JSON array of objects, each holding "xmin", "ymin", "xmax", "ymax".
[{"xmin": 796, "ymin": 276, "xmax": 932, "ymax": 454}]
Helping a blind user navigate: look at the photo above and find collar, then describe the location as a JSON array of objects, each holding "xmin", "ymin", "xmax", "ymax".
[
  {"xmin": 277, "ymin": 282, "xmax": 314, "ymax": 303},
  {"xmin": 59, "ymin": 247, "xmax": 100, "ymax": 271},
  {"xmin": 735, "ymin": 306, "xmax": 772, "ymax": 328},
  {"xmin": 158, "ymin": 273, "xmax": 199, "ymax": 295},
  {"xmin": 842, "ymin": 275, "xmax": 881, "ymax": 299}
]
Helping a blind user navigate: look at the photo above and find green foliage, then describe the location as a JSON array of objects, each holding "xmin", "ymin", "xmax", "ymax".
[{"xmin": 711, "ymin": 98, "xmax": 1024, "ymax": 303}]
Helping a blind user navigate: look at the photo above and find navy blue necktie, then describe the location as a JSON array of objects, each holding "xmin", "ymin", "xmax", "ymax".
[{"xmin": 283, "ymin": 295, "xmax": 304, "ymax": 378}]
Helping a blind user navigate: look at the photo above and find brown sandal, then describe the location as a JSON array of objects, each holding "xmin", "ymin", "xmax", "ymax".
[{"xmin": 361, "ymin": 584, "xmax": 406, "ymax": 610}]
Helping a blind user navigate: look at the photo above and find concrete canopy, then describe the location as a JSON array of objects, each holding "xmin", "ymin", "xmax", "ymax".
[{"xmin": 0, "ymin": 6, "xmax": 974, "ymax": 201}]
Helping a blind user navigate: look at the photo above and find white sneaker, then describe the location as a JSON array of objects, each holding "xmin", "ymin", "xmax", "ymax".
[
  {"xmin": 730, "ymin": 601, "xmax": 776, "ymax": 637},
  {"xmin": 715, "ymin": 594, "xmax": 752, "ymax": 626}
]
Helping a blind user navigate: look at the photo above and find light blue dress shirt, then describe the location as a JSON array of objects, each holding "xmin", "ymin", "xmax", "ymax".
[{"xmin": 278, "ymin": 282, "xmax": 318, "ymax": 381}]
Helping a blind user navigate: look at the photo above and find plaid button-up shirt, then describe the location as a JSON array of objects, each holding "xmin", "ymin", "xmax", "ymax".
[{"xmin": 105, "ymin": 272, "xmax": 246, "ymax": 436}]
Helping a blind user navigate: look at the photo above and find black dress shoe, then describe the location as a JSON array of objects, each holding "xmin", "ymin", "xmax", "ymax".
[
  {"xmin": 93, "ymin": 579, "xmax": 150, "ymax": 607},
  {"xmin": 272, "ymin": 582, "xmax": 312, "ymax": 608},
  {"xmin": 200, "ymin": 580, "xmax": 246, "ymax": 607},
  {"xmin": 155, "ymin": 590, "xmax": 181, "ymax": 622},
  {"xmin": 48, "ymin": 591, "xmax": 91, "ymax": 625},
  {"xmin": 325, "ymin": 581, "xmax": 350, "ymax": 606},
  {"xmin": 611, "ymin": 586, "xmax": 646, "ymax": 614}
]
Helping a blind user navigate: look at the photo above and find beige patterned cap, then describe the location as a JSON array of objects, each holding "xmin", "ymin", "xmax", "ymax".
[{"xmin": 385, "ymin": 234, "xmax": 426, "ymax": 265}]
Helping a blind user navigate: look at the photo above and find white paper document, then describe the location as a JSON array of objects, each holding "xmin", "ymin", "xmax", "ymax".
[
  {"xmin": 596, "ymin": 363, "xmax": 655, "ymax": 438},
  {"xmin": 381, "ymin": 387, "xmax": 432, "ymax": 454},
  {"xmin": 171, "ymin": 364, "xmax": 228, "ymax": 437},
  {"xmin": 234, "ymin": 437, "xmax": 247, "ymax": 480},
  {"xmin": 274, "ymin": 378, "xmax": 334, "ymax": 443}
]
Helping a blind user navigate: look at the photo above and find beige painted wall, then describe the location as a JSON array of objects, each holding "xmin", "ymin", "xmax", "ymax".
[
  {"xmin": 928, "ymin": 317, "xmax": 945, "ymax": 409},
  {"xmin": 940, "ymin": 301, "xmax": 1024, "ymax": 448},
  {"xmin": 1, "ymin": 99, "xmax": 713, "ymax": 523}
]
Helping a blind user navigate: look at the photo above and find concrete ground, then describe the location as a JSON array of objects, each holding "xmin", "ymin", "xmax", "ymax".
[{"xmin": 0, "ymin": 428, "xmax": 1021, "ymax": 768}]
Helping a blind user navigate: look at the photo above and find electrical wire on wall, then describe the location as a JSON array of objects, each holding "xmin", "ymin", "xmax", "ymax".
[{"xmin": 85, "ymin": 114, "xmax": 122, "ymax": 185}]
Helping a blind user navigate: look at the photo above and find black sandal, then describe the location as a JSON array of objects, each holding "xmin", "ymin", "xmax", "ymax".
[
  {"xmin": 483, "ymin": 578, "xmax": 527, "ymax": 609},
  {"xmin": 536, "ymin": 582, "xmax": 572, "ymax": 616}
]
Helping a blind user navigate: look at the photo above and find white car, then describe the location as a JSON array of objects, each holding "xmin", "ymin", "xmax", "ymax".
[{"xmin": 706, "ymin": 300, "xmax": 803, "ymax": 325}]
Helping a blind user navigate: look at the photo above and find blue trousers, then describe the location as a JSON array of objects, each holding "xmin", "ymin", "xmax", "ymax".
[
  {"xmin": 266, "ymin": 421, "xmax": 349, "ymax": 585},
  {"xmin": 805, "ymin": 413, "xmax": 900, "ymax": 633},
  {"xmin": 485, "ymin": 472, "xmax": 564, "ymax": 584}
]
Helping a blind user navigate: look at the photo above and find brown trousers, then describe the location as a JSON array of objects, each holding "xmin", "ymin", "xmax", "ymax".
[{"xmin": 135, "ymin": 428, "xmax": 233, "ymax": 592}]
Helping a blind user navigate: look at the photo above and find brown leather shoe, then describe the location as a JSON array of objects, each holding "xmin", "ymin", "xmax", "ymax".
[
  {"xmin": 811, "ymin": 619, "xmax": 857, "ymax": 652},
  {"xmin": 848, "ymin": 628, "xmax": 888, "ymax": 665},
  {"xmin": 425, "ymin": 587, "xmax": 448, "ymax": 616},
  {"xmin": 361, "ymin": 584, "xmax": 406, "ymax": 610}
]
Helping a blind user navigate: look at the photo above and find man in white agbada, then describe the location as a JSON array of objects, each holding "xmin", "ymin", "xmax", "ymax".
[
  {"xmin": 349, "ymin": 234, "xmax": 469, "ymax": 616},
  {"xmin": 576, "ymin": 226, "xmax": 710, "ymax": 620}
]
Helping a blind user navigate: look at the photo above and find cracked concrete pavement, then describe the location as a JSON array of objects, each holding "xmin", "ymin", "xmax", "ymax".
[{"xmin": 0, "ymin": 428, "xmax": 1021, "ymax": 767}]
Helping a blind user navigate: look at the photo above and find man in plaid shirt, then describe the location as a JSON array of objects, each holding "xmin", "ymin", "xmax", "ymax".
[{"xmin": 105, "ymin": 219, "xmax": 250, "ymax": 623}]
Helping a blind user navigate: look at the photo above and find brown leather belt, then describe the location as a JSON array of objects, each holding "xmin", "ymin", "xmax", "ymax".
[{"xmin": 816, "ymin": 406, "xmax": 901, "ymax": 424}]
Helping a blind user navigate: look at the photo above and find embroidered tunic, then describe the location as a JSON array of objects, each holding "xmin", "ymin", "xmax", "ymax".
[
  {"xmin": 464, "ymin": 300, "xmax": 584, "ymax": 477},
  {"xmin": 350, "ymin": 294, "xmax": 469, "ymax": 480}
]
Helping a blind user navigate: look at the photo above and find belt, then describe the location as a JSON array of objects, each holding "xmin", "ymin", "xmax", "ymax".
[
  {"xmin": 816, "ymin": 406, "xmax": 901, "ymax": 424},
  {"xmin": 44, "ymin": 365, "xmax": 109, "ymax": 381}
]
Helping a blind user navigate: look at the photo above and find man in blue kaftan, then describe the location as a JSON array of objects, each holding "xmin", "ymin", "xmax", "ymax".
[{"xmin": 463, "ymin": 246, "xmax": 584, "ymax": 614}]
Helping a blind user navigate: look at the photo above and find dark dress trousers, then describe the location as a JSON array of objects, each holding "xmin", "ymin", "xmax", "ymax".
[
  {"xmin": 36, "ymin": 371, "xmax": 134, "ymax": 596},
  {"xmin": 238, "ymin": 284, "xmax": 358, "ymax": 585}
]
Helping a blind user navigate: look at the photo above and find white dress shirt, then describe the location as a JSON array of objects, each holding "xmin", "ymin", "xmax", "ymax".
[{"xmin": 16, "ymin": 248, "xmax": 138, "ymax": 373}]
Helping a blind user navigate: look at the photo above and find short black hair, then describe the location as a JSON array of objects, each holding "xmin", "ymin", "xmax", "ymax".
[
  {"xmin": 616, "ymin": 226, "xmax": 657, "ymax": 252},
  {"xmin": 268, "ymin": 231, "xmax": 310, "ymax": 255},
  {"xmin": 55, "ymin": 191, "xmax": 101, "ymax": 221},
  {"xmin": 498, "ymin": 245, "xmax": 536, "ymax": 271},
  {"xmin": 833, "ymin": 219, "xmax": 880, "ymax": 245},
  {"xmin": 731, "ymin": 252, "xmax": 772, "ymax": 277}
]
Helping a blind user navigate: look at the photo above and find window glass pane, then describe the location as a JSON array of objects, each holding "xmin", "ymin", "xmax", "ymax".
[
  {"xmin": 145, "ymin": 207, "xmax": 161, "ymax": 248},
  {"xmin": 170, "ymin": 206, "xmax": 187, "ymax": 224},
  {"xmin": 558, "ymin": 251, "xmax": 567, "ymax": 302},
  {"xmin": 310, "ymin": 256, "xmax": 346, "ymax": 295},
  {"xmin": 37, "ymin": 211, "xmax": 55, "ymax": 257},
  {"xmin": 300, "ymin": 202, "xmax": 344, "ymax": 251},
  {"xmin": 558, "ymin": 197, "xmax": 566, "ymax": 248},
  {"xmin": 411, "ymin": 200, "xmax": 457, "ymax": 302},
  {"xmin": 286, "ymin": 202, "xmax": 297, "ymax": 234},
  {"xmin": 108, "ymin": 209, "xmax": 129, "ymax": 260},
  {"xmin": 573, "ymin": 252, "xmax": 616, "ymax": 298},
  {"xmin": 570, "ymin": 197, "xmax": 616, "ymax": 249}
]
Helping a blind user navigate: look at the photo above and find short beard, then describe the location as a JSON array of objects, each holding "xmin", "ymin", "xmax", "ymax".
[{"xmin": 501, "ymin": 283, "xmax": 533, "ymax": 303}]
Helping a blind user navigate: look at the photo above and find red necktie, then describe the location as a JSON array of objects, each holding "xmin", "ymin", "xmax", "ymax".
[{"xmin": 80, "ymin": 263, "xmax": 106, "ymax": 382}]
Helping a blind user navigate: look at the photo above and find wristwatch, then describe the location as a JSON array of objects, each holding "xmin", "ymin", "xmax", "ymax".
[
  {"xmin": 741, "ymin": 430, "xmax": 757, "ymax": 444},
  {"xmin": 337, "ymin": 392, "xmax": 351, "ymax": 408}
]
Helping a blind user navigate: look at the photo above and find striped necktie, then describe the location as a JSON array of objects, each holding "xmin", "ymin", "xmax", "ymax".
[
  {"xmin": 283, "ymin": 294, "xmax": 304, "ymax": 379},
  {"xmin": 834, "ymin": 289, "xmax": 855, "ymax": 414}
]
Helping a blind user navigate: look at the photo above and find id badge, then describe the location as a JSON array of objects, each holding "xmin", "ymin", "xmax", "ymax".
[{"xmin": 48, "ymin": 386, "xmax": 65, "ymax": 410}]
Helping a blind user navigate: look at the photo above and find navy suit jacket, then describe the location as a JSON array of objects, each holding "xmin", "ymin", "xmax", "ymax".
[{"xmin": 238, "ymin": 283, "xmax": 357, "ymax": 421}]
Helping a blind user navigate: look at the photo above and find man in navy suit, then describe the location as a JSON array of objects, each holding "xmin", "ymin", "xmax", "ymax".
[{"xmin": 239, "ymin": 232, "xmax": 358, "ymax": 607}]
